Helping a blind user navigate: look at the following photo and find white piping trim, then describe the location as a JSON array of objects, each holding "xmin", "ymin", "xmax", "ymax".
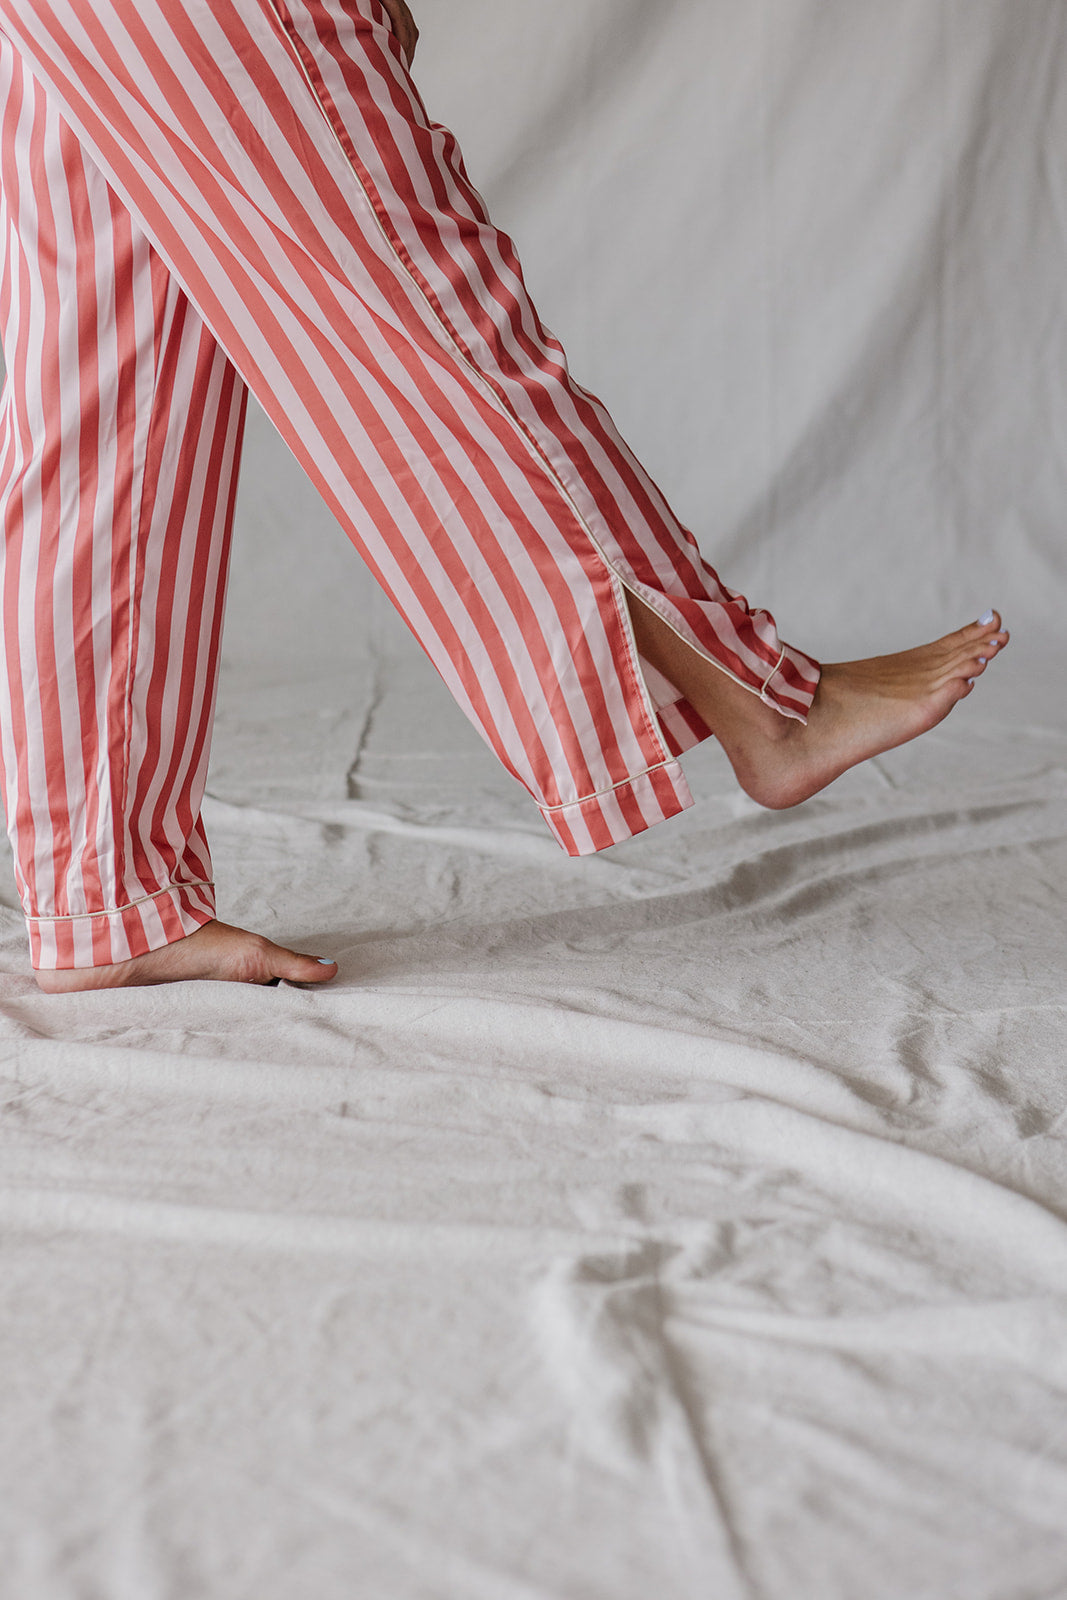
[
  {"xmin": 538, "ymin": 761, "xmax": 678, "ymax": 813},
  {"xmin": 25, "ymin": 880, "xmax": 214, "ymax": 924},
  {"xmin": 760, "ymin": 646, "xmax": 787, "ymax": 698},
  {"xmin": 619, "ymin": 581, "xmax": 778, "ymax": 707}
]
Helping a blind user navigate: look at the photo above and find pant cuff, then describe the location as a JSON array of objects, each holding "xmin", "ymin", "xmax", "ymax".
[
  {"xmin": 26, "ymin": 880, "xmax": 216, "ymax": 971},
  {"xmin": 760, "ymin": 641, "xmax": 821, "ymax": 720},
  {"xmin": 539, "ymin": 760, "xmax": 694, "ymax": 856}
]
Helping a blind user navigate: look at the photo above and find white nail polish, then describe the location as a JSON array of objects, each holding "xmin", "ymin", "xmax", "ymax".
[
  {"xmin": 967, "ymin": 677, "xmax": 976, "ymax": 686},
  {"xmin": 978, "ymin": 610, "xmax": 996, "ymax": 626},
  {"xmin": 317, "ymin": 957, "xmax": 336, "ymax": 966},
  {"xmin": 978, "ymin": 657, "xmax": 987, "ymax": 665}
]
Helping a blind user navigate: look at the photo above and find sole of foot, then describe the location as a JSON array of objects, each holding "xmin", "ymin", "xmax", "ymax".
[
  {"xmin": 33, "ymin": 919, "xmax": 339, "ymax": 993},
  {"xmin": 720, "ymin": 611, "xmax": 1009, "ymax": 810}
]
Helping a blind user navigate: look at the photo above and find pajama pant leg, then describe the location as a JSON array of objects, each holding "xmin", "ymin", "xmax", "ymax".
[
  {"xmin": 0, "ymin": 0, "xmax": 821, "ymax": 966},
  {"xmin": 0, "ymin": 34, "xmax": 246, "ymax": 968}
]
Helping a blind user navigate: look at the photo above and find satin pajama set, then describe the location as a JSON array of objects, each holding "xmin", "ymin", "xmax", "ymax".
[{"xmin": 0, "ymin": 0, "xmax": 819, "ymax": 970}]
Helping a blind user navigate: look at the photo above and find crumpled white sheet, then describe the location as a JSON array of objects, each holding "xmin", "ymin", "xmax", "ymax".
[
  {"xmin": 2, "ymin": 647, "xmax": 1064, "ymax": 1599},
  {"xmin": 2, "ymin": 2, "xmax": 1066, "ymax": 1596}
]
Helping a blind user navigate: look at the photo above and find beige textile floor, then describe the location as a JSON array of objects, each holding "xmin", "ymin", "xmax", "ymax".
[{"xmin": 0, "ymin": 505, "xmax": 1065, "ymax": 1595}]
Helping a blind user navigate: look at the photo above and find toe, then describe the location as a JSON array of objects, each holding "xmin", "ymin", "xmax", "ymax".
[
  {"xmin": 229, "ymin": 933, "xmax": 334, "ymax": 986},
  {"xmin": 959, "ymin": 610, "xmax": 1002, "ymax": 646},
  {"xmin": 273, "ymin": 947, "xmax": 338, "ymax": 985},
  {"xmin": 977, "ymin": 629, "xmax": 1009, "ymax": 662},
  {"xmin": 943, "ymin": 647, "xmax": 986, "ymax": 683},
  {"xmin": 946, "ymin": 623, "xmax": 1006, "ymax": 675}
]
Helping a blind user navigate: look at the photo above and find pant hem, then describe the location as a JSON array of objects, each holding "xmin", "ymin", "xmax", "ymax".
[
  {"xmin": 759, "ymin": 642, "xmax": 821, "ymax": 720},
  {"xmin": 27, "ymin": 880, "xmax": 216, "ymax": 971},
  {"xmin": 539, "ymin": 761, "xmax": 694, "ymax": 855}
]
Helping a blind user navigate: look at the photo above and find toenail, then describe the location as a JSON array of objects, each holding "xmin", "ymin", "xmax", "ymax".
[
  {"xmin": 978, "ymin": 609, "xmax": 996, "ymax": 626},
  {"xmin": 317, "ymin": 957, "xmax": 336, "ymax": 965},
  {"xmin": 978, "ymin": 657, "xmax": 987, "ymax": 664},
  {"xmin": 967, "ymin": 677, "xmax": 976, "ymax": 686}
]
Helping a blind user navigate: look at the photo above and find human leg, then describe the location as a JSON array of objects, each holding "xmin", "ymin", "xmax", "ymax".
[
  {"xmin": 0, "ymin": 36, "xmax": 231, "ymax": 966},
  {"xmin": 0, "ymin": 0, "xmax": 1008, "ymax": 990},
  {"xmin": 0, "ymin": 36, "xmax": 342, "ymax": 984},
  {"xmin": 0, "ymin": 0, "xmax": 824, "ymax": 864}
]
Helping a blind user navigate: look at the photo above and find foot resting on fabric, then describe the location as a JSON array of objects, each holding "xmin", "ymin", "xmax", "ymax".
[
  {"xmin": 629, "ymin": 602, "xmax": 1010, "ymax": 809},
  {"xmin": 33, "ymin": 919, "xmax": 338, "ymax": 993}
]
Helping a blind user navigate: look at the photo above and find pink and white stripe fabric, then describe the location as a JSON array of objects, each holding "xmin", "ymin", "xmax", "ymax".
[
  {"xmin": 0, "ymin": 33, "xmax": 245, "ymax": 968},
  {"xmin": 0, "ymin": 0, "xmax": 819, "ymax": 970}
]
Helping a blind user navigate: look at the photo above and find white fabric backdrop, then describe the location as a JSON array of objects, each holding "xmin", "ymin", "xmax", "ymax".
[
  {"xmin": 227, "ymin": 0, "xmax": 1067, "ymax": 678},
  {"xmin": 2, "ymin": 5, "xmax": 1067, "ymax": 1598}
]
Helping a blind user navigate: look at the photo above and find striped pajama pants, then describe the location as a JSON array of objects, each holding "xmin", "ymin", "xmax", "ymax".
[{"xmin": 0, "ymin": 0, "xmax": 819, "ymax": 971}]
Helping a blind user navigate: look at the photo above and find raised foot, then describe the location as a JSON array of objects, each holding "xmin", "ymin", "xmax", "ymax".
[
  {"xmin": 724, "ymin": 611, "xmax": 1010, "ymax": 809},
  {"xmin": 33, "ymin": 919, "xmax": 339, "ymax": 993}
]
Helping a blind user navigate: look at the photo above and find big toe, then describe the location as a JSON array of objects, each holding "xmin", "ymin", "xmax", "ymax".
[
  {"xmin": 963, "ymin": 609, "xmax": 1006, "ymax": 645},
  {"xmin": 271, "ymin": 946, "xmax": 338, "ymax": 985}
]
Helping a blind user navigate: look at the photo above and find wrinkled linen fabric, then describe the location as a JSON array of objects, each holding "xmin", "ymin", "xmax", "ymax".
[{"xmin": 1, "ymin": 1, "xmax": 1066, "ymax": 1596}]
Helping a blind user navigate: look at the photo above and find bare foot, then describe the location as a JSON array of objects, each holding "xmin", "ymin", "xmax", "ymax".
[
  {"xmin": 628, "ymin": 598, "xmax": 1009, "ymax": 809},
  {"xmin": 34, "ymin": 919, "xmax": 338, "ymax": 994}
]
